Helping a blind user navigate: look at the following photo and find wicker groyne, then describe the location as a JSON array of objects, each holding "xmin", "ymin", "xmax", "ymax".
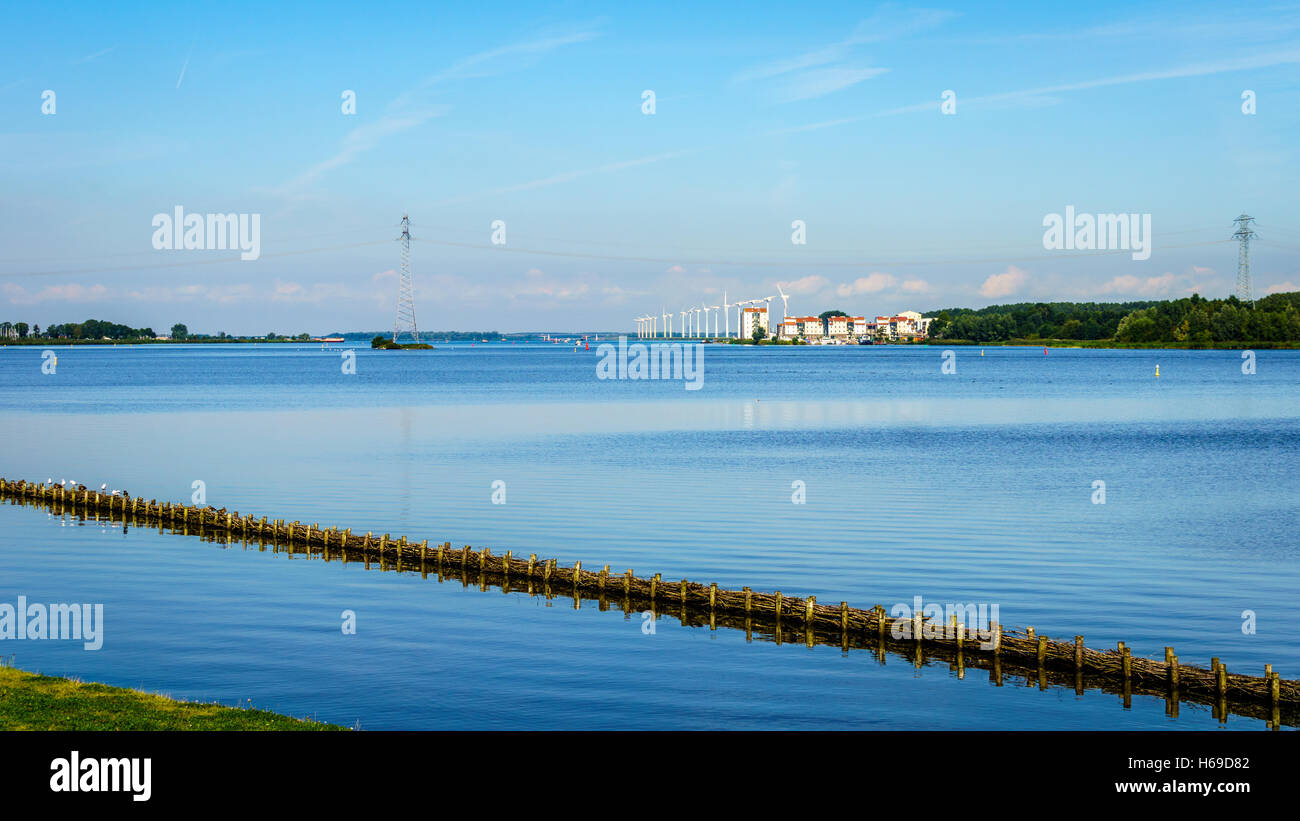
[{"xmin": 2, "ymin": 476, "xmax": 1295, "ymax": 729}]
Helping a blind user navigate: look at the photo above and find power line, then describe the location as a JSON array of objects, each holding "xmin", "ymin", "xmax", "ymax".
[
  {"xmin": 1233, "ymin": 214, "xmax": 1256, "ymax": 305},
  {"xmin": 409, "ymin": 236, "xmax": 1233, "ymax": 268},
  {"xmin": 0, "ymin": 239, "xmax": 393, "ymax": 278},
  {"xmin": 393, "ymin": 215, "xmax": 419, "ymax": 344}
]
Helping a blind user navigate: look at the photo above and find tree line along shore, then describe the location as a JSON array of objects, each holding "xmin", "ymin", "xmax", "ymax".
[{"xmin": 5, "ymin": 291, "xmax": 1300, "ymax": 349}]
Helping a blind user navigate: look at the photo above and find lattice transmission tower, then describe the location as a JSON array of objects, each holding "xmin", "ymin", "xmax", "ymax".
[
  {"xmin": 394, "ymin": 214, "xmax": 420, "ymax": 343},
  {"xmin": 1233, "ymin": 213, "xmax": 1256, "ymax": 306}
]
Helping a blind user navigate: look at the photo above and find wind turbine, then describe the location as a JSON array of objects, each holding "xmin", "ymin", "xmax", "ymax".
[
  {"xmin": 679, "ymin": 309, "xmax": 688, "ymax": 338},
  {"xmin": 723, "ymin": 290, "xmax": 731, "ymax": 338},
  {"xmin": 701, "ymin": 301, "xmax": 712, "ymax": 338},
  {"xmin": 776, "ymin": 283, "xmax": 790, "ymax": 328}
]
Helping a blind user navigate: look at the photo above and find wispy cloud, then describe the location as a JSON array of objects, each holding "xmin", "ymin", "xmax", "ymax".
[
  {"xmin": 73, "ymin": 46, "xmax": 116, "ymax": 65},
  {"xmin": 175, "ymin": 51, "xmax": 190, "ymax": 88},
  {"xmin": 735, "ymin": 5, "xmax": 952, "ymax": 102},
  {"xmin": 772, "ymin": 46, "xmax": 1300, "ymax": 136},
  {"xmin": 270, "ymin": 24, "xmax": 603, "ymax": 199},
  {"xmin": 270, "ymin": 109, "xmax": 447, "ymax": 198},
  {"xmin": 878, "ymin": 48, "xmax": 1300, "ymax": 116},
  {"xmin": 428, "ymin": 147, "xmax": 702, "ymax": 207},
  {"xmin": 390, "ymin": 22, "xmax": 604, "ymax": 111}
]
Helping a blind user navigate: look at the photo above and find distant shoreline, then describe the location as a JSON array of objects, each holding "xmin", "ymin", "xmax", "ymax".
[{"xmin": 3, "ymin": 337, "xmax": 1298, "ymax": 350}]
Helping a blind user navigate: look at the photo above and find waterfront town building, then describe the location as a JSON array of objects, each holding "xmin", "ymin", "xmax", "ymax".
[
  {"xmin": 741, "ymin": 306, "xmax": 770, "ymax": 339},
  {"xmin": 754, "ymin": 308, "xmax": 933, "ymax": 343}
]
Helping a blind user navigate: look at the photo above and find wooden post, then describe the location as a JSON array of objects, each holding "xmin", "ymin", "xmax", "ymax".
[
  {"xmin": 710, "ymin": 583, "xmax": 717, "ymax": 610},
  {"xmin": 1037, "ymin": 635, "xmax": 1047, "ymax": 667},
  {"xmin": 503, "ymin": 550, "xmax": 511, "ymax": 575},
  {"xmin": 840, "ymin": 602, "xmax": 849, "ymax": 633},
  {"xmin": 624, "ymin": 569, "xmax": 632, "ymax": 596},
  {"xmin": 1216, "ymin": 664, "xmax": 1227, "ymax": 698},
  {"xmin": 743, "ymin": 587, "xmax": 752, "ymax": 613},
  {"xmin": 599, "ymin": 565, "xmax": 609, "ymax": 593},
  {"xmin": 1170, "ymin": 655, "xmax": 1180, "ymax": 690},
  {"xmin": 804, "ymin": 595, "xmax": 815, "ymax": 624},
  {"xmin": 573, "ymin": 561, "xmax": 582, "ymax": 586},
  {"xmin": 528, "ymin": 553, "xmax": 537, "ymax": 576},
  {"xmin": 1121, "ymin": 646, "xmax": 1131, "ymax": 682},
  {"xmin": 1074, "ymin": 635, "xmax": 1084, "ymax": 669},
  {"xmin": 954, "ymin": 615, "xmax": 964, "ymax": 650},
  {"xmin": 679, "ymin": 579, "xmax": 687, "ymax": 602},
  {"xmin": 1269, "ymin": 671, "xmax": 1280, "ymax": 709},
  {"xmin": 650, "ymin": 573, "xmax": 659, "ymax": 602},
  {"xmin": 543, "ymin": 558, "xmax": 552, "ymax": 583}
]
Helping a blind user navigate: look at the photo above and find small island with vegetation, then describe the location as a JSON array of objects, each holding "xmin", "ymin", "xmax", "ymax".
[{"xmin": 370, "ymin": 335, "xmax": 433, "ymax": 350}]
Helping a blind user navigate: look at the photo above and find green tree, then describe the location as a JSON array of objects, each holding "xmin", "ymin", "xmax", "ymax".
[
  {"xmin": 14, "ymin": 322, "xmax": 29, "ymax": 338},
  {"xmin": 171, "ymin": 323, "xmax": 189, "ymax": 340},
  {"xmin": 751, "ymin": 325, "xmax": 767, "ymax": 343}
]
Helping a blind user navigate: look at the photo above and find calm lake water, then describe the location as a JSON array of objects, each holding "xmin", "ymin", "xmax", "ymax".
[{"xmin": 1, "ymin": 342, "xmax": 1297, "ymax": 729}]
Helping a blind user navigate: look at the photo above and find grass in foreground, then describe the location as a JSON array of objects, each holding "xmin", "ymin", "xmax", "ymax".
[{"xmin": 0, "ymin": 665, "xmax": 345, "ymax": 730}]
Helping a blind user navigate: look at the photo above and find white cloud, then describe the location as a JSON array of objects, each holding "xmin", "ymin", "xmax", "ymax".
[
  {"xmin": 779, "ymin": 275, "xmax": 829, "ymax": 295},
  {"xmin": 837, "ymin": 272, "xmax": 898, "ymax": 297},
  {"xmin": 901, "ymin": 279, "xmax": 932, "ymax": 293},
  {"xmin": 3, "ymin": 282, "xmax": 110, "ymax": 304},
  {"xmin": 1097, "ymin": 271, "xmax": 1191, "ymax": 297},
  {"xmin": 1266, "ymin": 281, "xmax": 1298, "ymax": 294},
  {"xmin": 979, "ymin": 265, "xmax": 1027, "ymax": 298}
]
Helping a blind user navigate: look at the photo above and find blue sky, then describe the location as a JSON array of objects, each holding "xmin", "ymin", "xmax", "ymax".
[{"xmin": 2, "ymin": 1, "xmax": 1298, "ymax": 333}]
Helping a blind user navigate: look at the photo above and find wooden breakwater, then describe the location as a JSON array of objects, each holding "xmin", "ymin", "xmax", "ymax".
[{"xmin": 2, "ymin": 476, "xmax": 1296, "ymax": 729}]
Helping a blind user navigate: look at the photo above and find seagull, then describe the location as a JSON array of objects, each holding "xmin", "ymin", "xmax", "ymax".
[{"xmin": 100, "ymin": 483, "xmax": 107, "ymax": 492}]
